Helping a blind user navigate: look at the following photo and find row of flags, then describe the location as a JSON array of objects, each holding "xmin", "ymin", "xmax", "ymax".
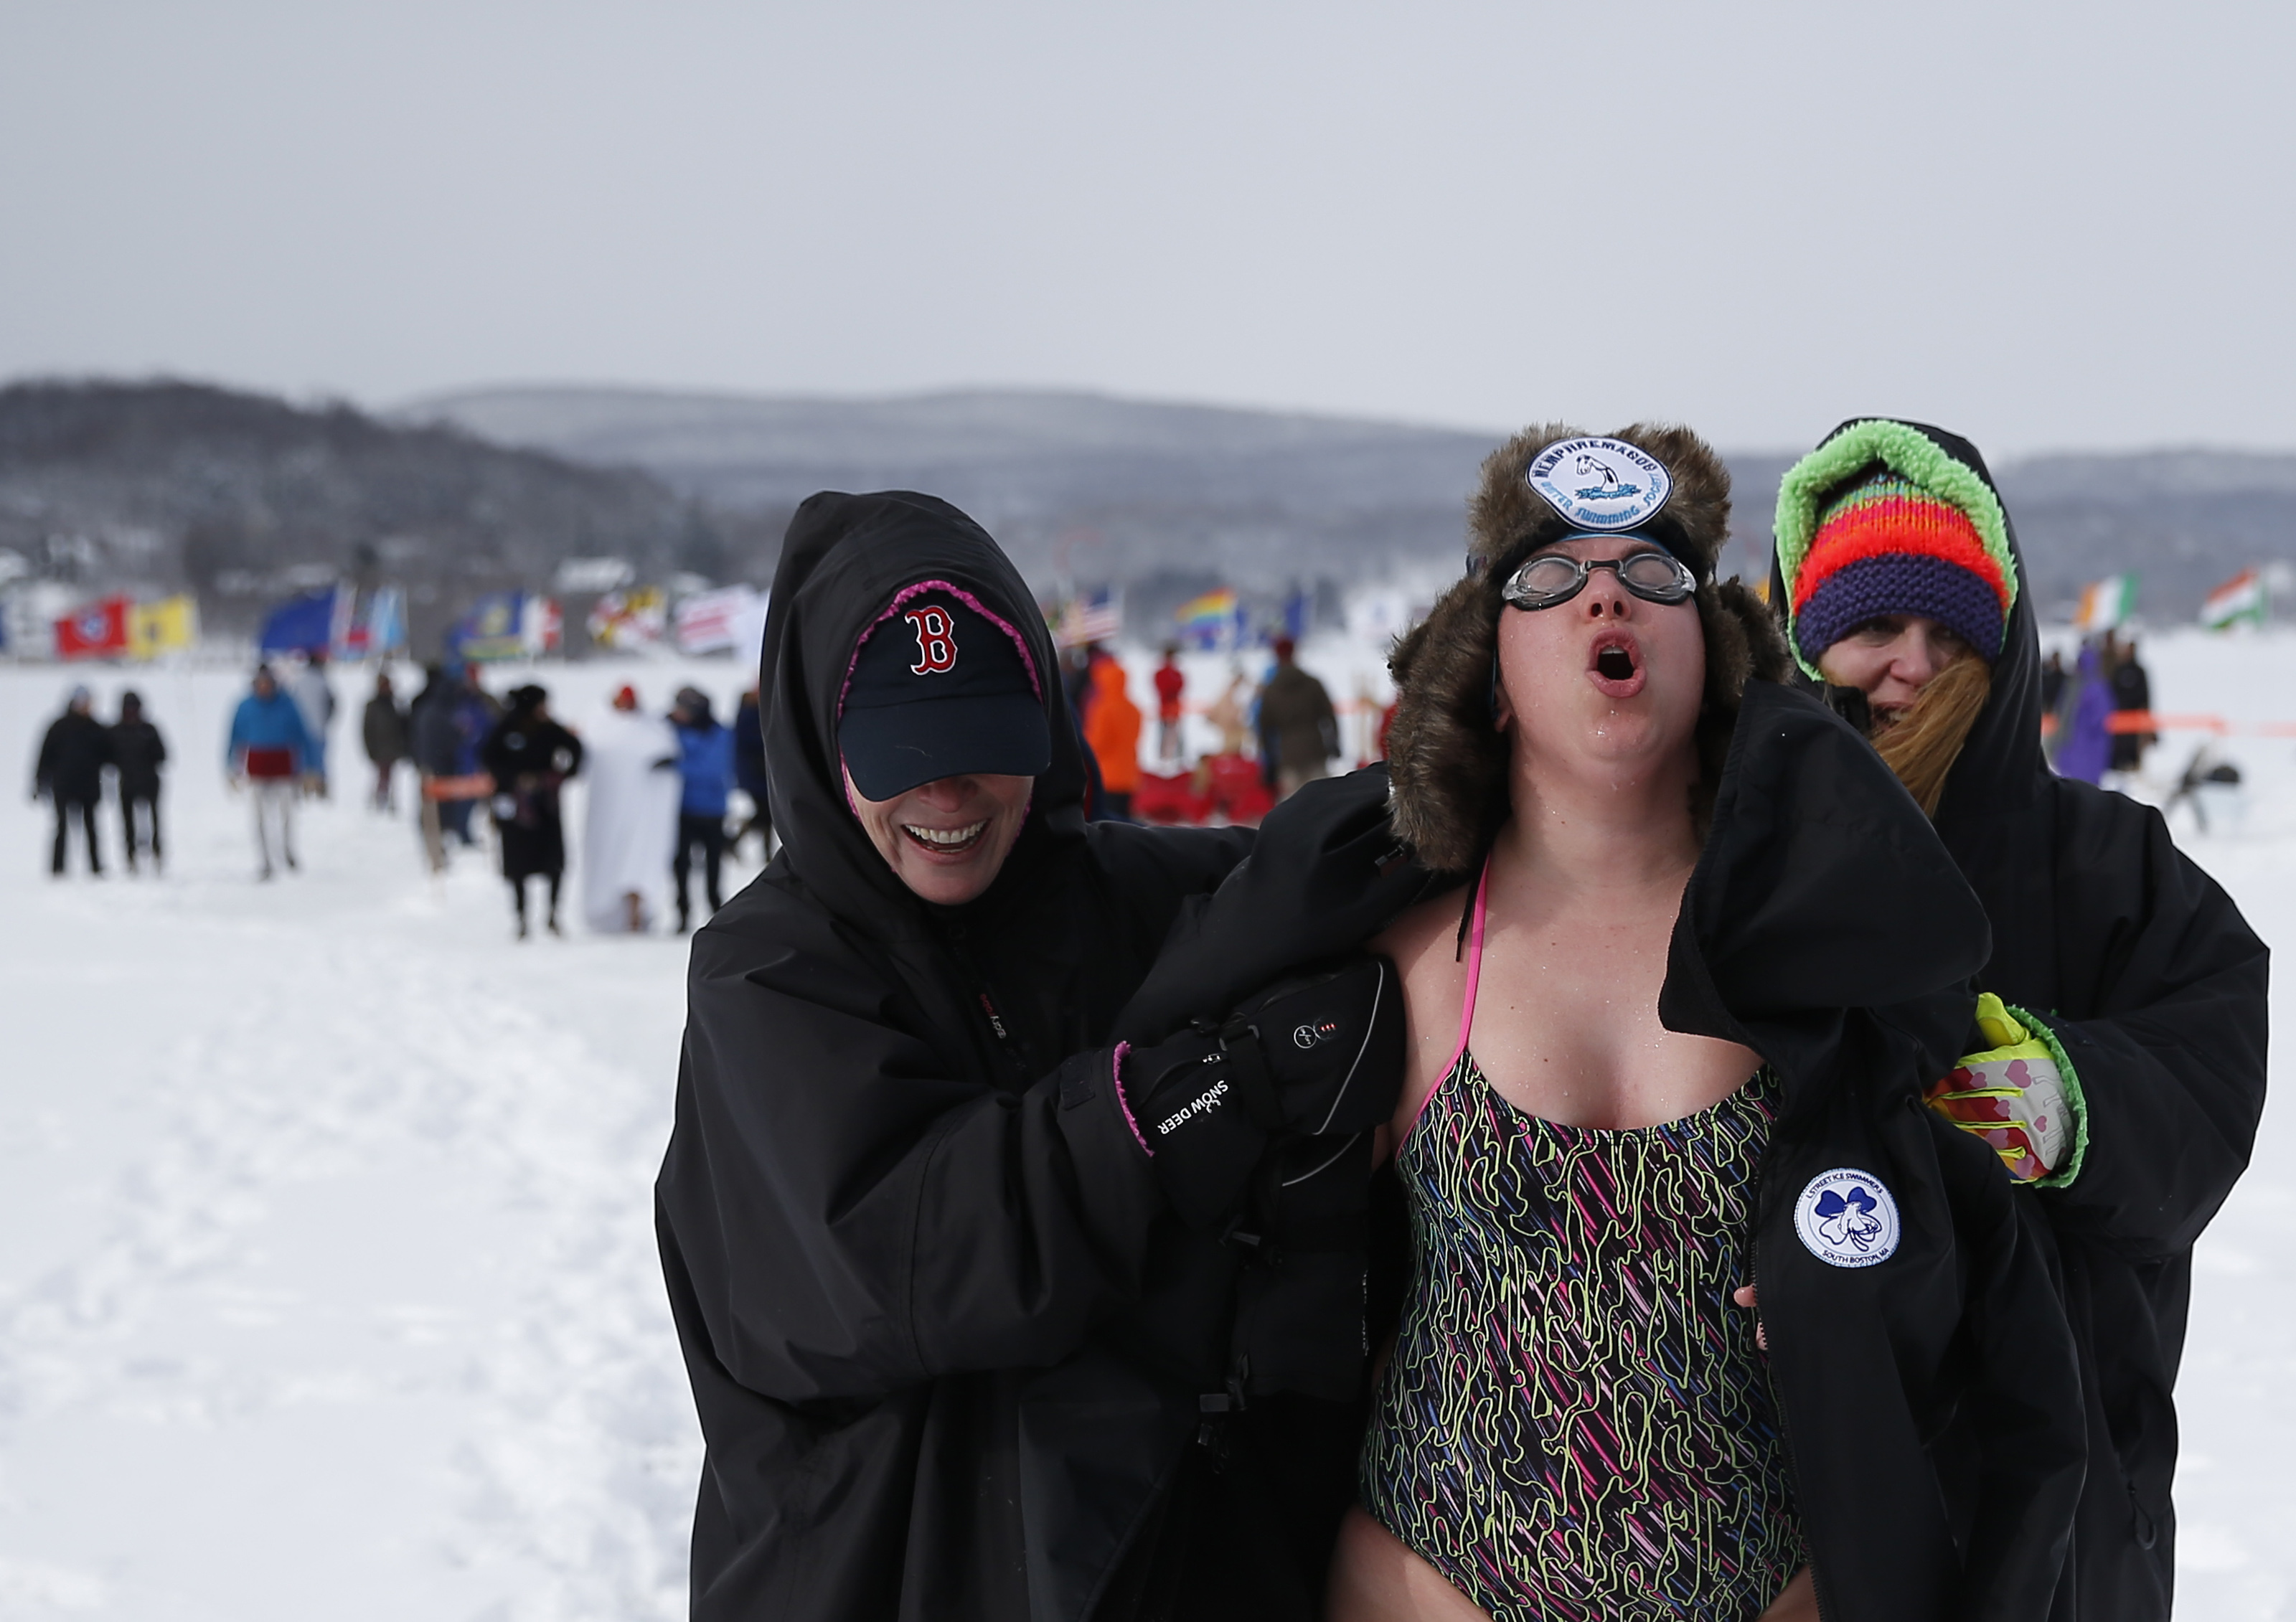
[
  {"xmin": 18, "ymin": 577, "xmax": 768, "ymax": 664},
  {"xmin": 22, "ymin": 566, "xmax": 2279, "ymax": 666},
  {"xmin": 270, "ymin": 580, "xmax": 770, "ymax": 664}
]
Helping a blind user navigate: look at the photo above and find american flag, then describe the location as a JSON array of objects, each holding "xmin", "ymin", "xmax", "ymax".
[{"xmin": 1053, "ymin": 587, "xmax": 1123, "ymax": 649}]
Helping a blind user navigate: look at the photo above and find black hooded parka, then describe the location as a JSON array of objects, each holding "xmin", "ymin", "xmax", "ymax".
[
  {"xmin": 1666, "ymin": 681, "xmax": 2087, "ymax": 1621},
  {"xmin": 1787, "ymin": 420, "xmax": 2269, "ymax": 1622},
  {"xmin": 654, "ymin": 492, "xmax": 1277, "ymax": 1622}
]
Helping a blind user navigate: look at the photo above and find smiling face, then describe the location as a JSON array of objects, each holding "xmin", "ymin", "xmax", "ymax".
[
  {"xmin": 1495, "ymin": 534, "xmax": 1706, "ymax": 789},
  {"xmin": 843, "ymin": 767, "xmax": 1034, "ymax": 905},
  {"xmin": 1815, "ymin": 615, "xmax": 1971, "ymax": 725}
]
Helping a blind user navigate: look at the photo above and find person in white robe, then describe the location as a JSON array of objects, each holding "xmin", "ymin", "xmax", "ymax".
[{"xmin": 580, "ymin": 684, "xmax": 683, "ymax": 933}]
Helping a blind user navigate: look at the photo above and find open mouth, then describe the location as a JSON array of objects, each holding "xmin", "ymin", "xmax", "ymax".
[
  {"xmin": 903, "ymin": 819, "xmax": 989, "ymax": 856},
  {"xmin": 1587, "ymin": 631, "xmax": 1645, "ymax": 695}
]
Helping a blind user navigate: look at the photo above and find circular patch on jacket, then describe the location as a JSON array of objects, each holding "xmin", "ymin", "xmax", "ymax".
[
  {"xmin": 1526, "ymin": 436, "xmax": 1674, "ymax": 531},
  {"xmin": 1792, "ymin": 1168, "xmax": 1901, "ymax": 1268}
]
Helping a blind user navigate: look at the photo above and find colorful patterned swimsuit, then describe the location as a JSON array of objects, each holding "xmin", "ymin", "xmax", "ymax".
[{"xmin": 1361, "ymin": 867, "xmax": 1805, "ymax": 1621}]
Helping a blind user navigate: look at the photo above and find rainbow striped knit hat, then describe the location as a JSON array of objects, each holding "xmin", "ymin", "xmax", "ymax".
[{"xmin": 1774, "ymin": 419, "xmax": 2018, "ymax": 679}]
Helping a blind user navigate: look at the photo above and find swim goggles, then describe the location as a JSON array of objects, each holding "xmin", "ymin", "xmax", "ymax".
[{"xmin": 1500, "ymin": 545, "xmax": 1697, "ymax": 611}]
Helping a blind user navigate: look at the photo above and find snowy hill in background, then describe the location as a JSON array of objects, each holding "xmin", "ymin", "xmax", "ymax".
[
  {"xmin": 8, "ymin": 377, "xmax": 2296, "ymax": 661},
  {"xmin": 400, "ymin": 384, "xmax": 1502, "ymax": 600},
  {"xmin": 410, "ymin": 385, "xmax": 2296, "ymax": 621}
]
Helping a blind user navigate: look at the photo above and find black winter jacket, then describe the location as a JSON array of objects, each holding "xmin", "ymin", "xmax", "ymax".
[
  {"xmin": 1797, "ymin": 421, "xmax": 2269, "ymax": 1622},
  {"xmin": 481, "ymin": 712, "xmax": 582, "ymax": 880},
  {"xmin": 1121, "ymin": 683, "xmax": 2090, "ymax": 1622},
  {"xmin": 655, "ymin": 492, "xmax": 1271, "ymax": 1622},
  {"xmin": 1673, "ymin": 682, "xmax": 2084, "ymax": 1621},
  {"xmin": 35, "ymin": 710, "xmax": 110, "ymax": 803},
  {"xmin": 108, "ymin": 719, "xmax": 167, "ymax": 798}
]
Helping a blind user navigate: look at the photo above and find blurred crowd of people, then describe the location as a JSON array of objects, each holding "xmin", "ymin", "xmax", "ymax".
[
  {"xmin": 1063, "ymin": 636, "xmax": 1348, "ymax": 826},
  {"xmin": 29, "ymin": 636, "xmax": 1363, "ymax": 890},
  {"xmin": 29, "ymin": 660, "xmax": 778, "ymax": 940},
  {"xmin": 354, "ymin": 664, "xmax": 771, "ymax": 937}
]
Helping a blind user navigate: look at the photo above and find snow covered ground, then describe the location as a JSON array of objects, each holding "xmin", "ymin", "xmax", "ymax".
[
  {"xmin": 0, "ymin": 657, "xmax": 740, "ymax": 1621},
  {"xmin": 0, "ymin": 630, "xmax": 2292, "ymax": 1619}
]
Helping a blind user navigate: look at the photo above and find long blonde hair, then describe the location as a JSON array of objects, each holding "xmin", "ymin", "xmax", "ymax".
[{"xmin": 1872, "ymin": 653, "xmax": 1991, "ymax": 816}]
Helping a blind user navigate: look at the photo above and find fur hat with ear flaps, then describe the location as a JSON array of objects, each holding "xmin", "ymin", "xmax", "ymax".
[{"xmin": 1385, "ymin": 421, "xmax": 1792, "ymax": 874}]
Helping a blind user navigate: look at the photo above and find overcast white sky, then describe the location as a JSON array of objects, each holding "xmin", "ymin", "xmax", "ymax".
[{"xmin": 3, "ymin": 0, "xmax": 2291, "ymax": 456}]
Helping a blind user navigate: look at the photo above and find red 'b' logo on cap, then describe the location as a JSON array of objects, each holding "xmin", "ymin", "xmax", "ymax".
[{"xmin": 905, "ymin": 607, "xmax": 957, "ymax": 674}]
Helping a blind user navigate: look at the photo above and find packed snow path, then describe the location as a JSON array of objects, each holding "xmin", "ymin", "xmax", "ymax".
[{"xmin": 0, "ymin": 638, "xmax": 2293, "ymax": 1618}]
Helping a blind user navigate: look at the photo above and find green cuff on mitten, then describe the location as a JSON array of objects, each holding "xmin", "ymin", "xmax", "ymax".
[{"xmin": 2010, "ymin": 1006, "xmax": 2088, "ymax": 1189}]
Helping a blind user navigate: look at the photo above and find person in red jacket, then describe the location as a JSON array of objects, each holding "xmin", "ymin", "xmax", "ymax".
[{"xmin": 1154, "ymin": 643, "xmax": 1187, "ymax": 762}]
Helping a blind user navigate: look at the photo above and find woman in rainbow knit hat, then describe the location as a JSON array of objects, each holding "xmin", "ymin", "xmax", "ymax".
[{"xmin": 1772, "ymin": 418, "xmax": 2269, "ymax": 1622}]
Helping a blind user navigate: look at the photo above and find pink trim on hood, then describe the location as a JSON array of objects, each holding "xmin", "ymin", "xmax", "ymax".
[
  {"xmin": 1111, "ymin": 1042, "xmax": 1152, "ymax": 1156},
  {"xmin": 835, "ymin": 578, "xmax": 1045, "ymax": 727}
]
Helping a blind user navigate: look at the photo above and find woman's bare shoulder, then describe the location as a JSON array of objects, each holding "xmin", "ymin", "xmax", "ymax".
[
  {"xmin": 1372, "ymin": 881, "xmax": 1477, "ymax": 1146},
  {"xmin": 1373, "ymin": 882, "xmax": 1473, "ymax": 983}
]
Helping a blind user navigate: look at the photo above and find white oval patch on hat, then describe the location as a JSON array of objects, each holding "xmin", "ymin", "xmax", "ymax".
[
  {"xmin": 1792, "ymin": 1168, "xmax": 1901, "ymax": 1268},
  {"xmin": 1526, "ymin": 436, "xmax": 1674, "ymax": 531}
]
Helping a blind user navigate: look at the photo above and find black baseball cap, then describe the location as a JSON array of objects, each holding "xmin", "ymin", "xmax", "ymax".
[{"xmin": 837, "ymin": 585, "xmax": 1053, "ymax": 802}]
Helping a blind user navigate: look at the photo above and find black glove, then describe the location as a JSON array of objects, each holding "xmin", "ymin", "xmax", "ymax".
[{"xmin": 1121, "ymin": 954, "xmax": 1403, "ymax": 1232}]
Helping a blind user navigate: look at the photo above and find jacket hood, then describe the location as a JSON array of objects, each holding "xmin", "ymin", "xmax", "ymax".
[
  {"xmin": 1769, "ymin": 419, "xmax": 2046, "ymax": 821},
  {"xmin": 758, "ymin": 491, "xmax": 1086, "ymax": 924},
  {"xmin": 1772, "ymin": 418, "xmax": 2020, "ymax": 680},
  {"xmin": 1662, "ymin": 679, "xmax": 1992, "ymax": 1098}
]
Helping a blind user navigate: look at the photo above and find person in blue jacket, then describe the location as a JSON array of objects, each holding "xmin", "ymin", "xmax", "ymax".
[
  {"xmin": 225, "ymin": 665, "xmax": 316, "ymax": 879},
  {"xmin": 671, "ymin": 686, "xmax": 735, "ymax": 930}
]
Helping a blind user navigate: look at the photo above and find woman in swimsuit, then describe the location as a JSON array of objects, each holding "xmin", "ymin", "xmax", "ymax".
[{"xmin": 1324, "ymin": 423, "xmax": 2085, "ymax": 1621}]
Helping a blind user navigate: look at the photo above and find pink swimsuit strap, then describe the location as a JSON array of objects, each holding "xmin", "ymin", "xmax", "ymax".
[
  {"xmin": 1399, "ymin": 858, "xmax": 1492, "ymax": 1147},
  {"xmin": 1453, "ymin": 858, "xmax": 1493, "ymax": 1071}
]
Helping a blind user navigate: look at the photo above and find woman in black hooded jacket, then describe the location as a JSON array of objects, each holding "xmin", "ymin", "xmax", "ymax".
[
  {"xmin": 657, "ymin": 491, "xmax": 1429, "ymax": 1622},
  {"xmin": 1770, "ymin": 418, "xmax": 2269, "ymax": 1622},
  {"xmin": 1115, "ymin": 423, "xmax": 2090, "ymax": 1621}
]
